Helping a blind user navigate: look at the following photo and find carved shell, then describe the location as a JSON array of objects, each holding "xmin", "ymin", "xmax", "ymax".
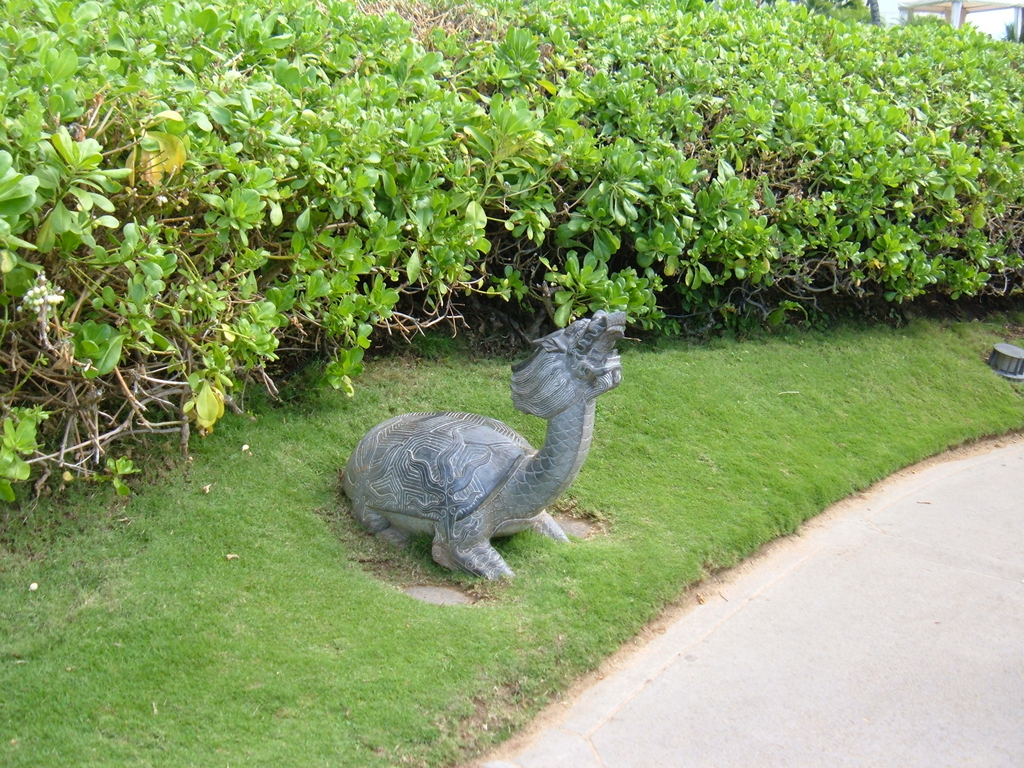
[{"xmin": 343, "ymin": 411, "xmax": 534, "ymax": 523}]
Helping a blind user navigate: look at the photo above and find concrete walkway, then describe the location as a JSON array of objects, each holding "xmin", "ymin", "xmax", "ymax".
[{"xmin": 480, "ymin": 436, "xmax": 1024, "ymax": 768}]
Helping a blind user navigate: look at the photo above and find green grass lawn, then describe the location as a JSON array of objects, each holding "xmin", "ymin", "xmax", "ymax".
[{"xmin": 2, "ymin": 320, "xmax": 1023, "ymax": 766}]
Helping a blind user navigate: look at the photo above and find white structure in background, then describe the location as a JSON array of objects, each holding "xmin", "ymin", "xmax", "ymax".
[{"xmin": 896, "ymin": 0, "xmax": 1024, "ymax": 36}]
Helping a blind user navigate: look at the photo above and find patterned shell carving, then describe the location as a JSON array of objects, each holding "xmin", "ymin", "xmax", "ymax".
[{"xmin": 344, "ymin": 412, "xmax": 532, "ymax": 523}]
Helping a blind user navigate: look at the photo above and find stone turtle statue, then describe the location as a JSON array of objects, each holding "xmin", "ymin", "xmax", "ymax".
[{"xmin": 342, "ymin": 311, "xmax": 626, "ymax": 578}]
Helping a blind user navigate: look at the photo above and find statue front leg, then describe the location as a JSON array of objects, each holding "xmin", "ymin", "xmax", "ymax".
[
  {"xmin": 453, "ymin": 543, "xmax": 515, "ymax": 579},
  {"xmin": 433, "ymin": 516, "xmax": 515, "ymax": 579}
]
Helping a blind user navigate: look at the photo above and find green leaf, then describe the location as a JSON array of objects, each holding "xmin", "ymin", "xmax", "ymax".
[
  {"xmin": 664, "ymin": 255, "xmax": 679, "ymax": 277},
  {"xmin": 194, "ymin": 113, "xmax": 214, "ymax": 132},
  {"xmin": 0, "ymin": 152, "xmax": 40, "ymax": 217},
  {"xmin": 49, "ymin": 49, "xmax": 79, "ymax": 82},
  {"xmin": 406, "ymin": 250, "xmax": 421, "ymax": 283},
  {"xmin": 95, "ymin": 334, "xmax": 125, "ymax": 376},
  {"xmin": 139, "ymin": 260, "xmax": 163, "ymax": 280},
  {"xmin": 717, "ymin": 157, "xmax": 735, "ymax": 181},
  {"xmin": 74, "ymin": 319, "xmax": 126, "ymax": 376},
  {"xmin": 68, "ymin": 186, "xmax": 94, "ymax": 212},
  {"xmin": 74, "ymin": 1, "xmax": 103, "ymax": 22},
  {"xmin": 208, "ymin": 105, "xmax": 233, "ymax": 126},
  {"xmin": 0, "ymin": 453, "xmax": 31, "ymax": 482},
  {"xmin": 122, "ymin": 222, "xmax": 140, "ymax": 251},
  {"xmin": 7, "ymin": 418, "xmax": 39, "ymax": 454},
  {"xmin": 304, "ymin": 270, "xmax": 330, "ymax": 300},
  {"xmin": 50, "ymin": 127, "xmax": 78, "ymax": 167},
  {"xmin": 554, "ymin": 301, "xmax": 573, "ymax": 328},
  {"xmin": 0, "ymin": 479, "xmax": 14, "ymax": 502},
  {"xmin": 466, "ymin": 201, "xmax": 487, "ymax": 230},
  {"xmin": 196, "ymin": 7, "xmax": 219, "ymax": 33},
  {"xmin": 36, "ymin": 219, "xmax": 55, "ymax": 252},
  {"xmin": 50, "ymin": 201, "xmax": 75, "ymax": 234}
]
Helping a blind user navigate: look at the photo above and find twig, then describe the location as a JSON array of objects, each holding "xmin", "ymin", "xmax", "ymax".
[{"xmin": 114, "ymin": 366, "xmax": 147, "ymax": 414}]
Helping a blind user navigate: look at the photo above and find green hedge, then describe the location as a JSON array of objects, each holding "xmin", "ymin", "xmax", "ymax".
[{"xmin": 2, "ymin": 0, "xmax": 1024, "ymax": 497}]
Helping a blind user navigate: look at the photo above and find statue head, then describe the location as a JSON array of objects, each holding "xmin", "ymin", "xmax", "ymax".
[{"xmin": 510, "ymin": 311, "xmax": 626, "ymax": 418}]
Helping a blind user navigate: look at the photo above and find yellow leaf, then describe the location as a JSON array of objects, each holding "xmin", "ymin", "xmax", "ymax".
[
  {"xmin": 135, "ymin": 130, "xmax": 187, "ymax": 185},
  {"xmin": 148, "ymin": 110, "xmax": 185, "ymax": 129},
  {"xmin": 194, "ymin": 382, "xmax": 225, "ymax": 432}
]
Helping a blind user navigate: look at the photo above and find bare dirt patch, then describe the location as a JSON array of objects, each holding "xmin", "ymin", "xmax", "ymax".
[
  {"xmin": 355, "ymin": 0, "xmax": 500, "ymax": 44},
  {"xmin": 320, "ymin": 476, "xmax": 608, "ymax": 603}
]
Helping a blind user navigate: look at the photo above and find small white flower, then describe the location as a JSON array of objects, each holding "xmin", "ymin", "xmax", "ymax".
[
  {"xmin": 29, "ymin": 583, "xmax": 38, "ymax": 591},
  {"xmin": 19, "ymin": 273, "xmax": 63, "ymax": 316}
]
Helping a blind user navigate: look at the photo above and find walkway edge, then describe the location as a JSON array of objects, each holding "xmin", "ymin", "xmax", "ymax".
[{"xmin": 473, "ymin": 430, "xmax": 1024, "ymax": 768}]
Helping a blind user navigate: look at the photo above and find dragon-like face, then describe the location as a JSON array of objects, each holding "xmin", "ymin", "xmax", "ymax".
[{"xmin": 510, "ymin": 311, "xmax": 626, "ymax": 418}]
